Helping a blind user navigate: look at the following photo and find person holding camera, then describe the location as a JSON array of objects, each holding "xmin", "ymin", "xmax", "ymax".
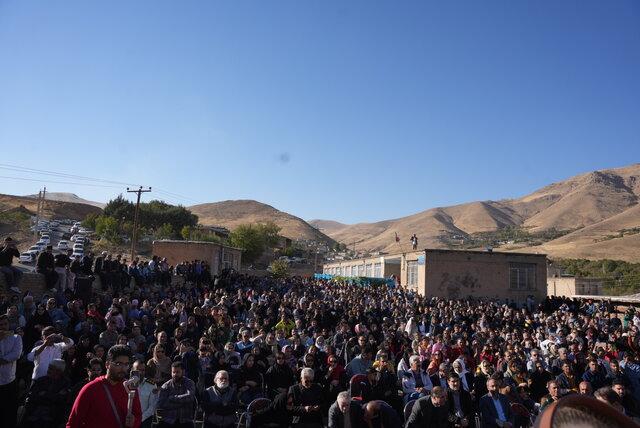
[{"xmin": 27, "ymin": 325, "xmax": 74, "ymax": 381}]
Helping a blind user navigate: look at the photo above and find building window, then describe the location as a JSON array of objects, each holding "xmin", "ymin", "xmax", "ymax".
[
  {"xmin": 510, "ymin": 263, "xmax": 536, "ymax": 290},
  {"xmin": 374, "ymin": 263, "xmax": 381, "ymax": 277},
  {"xmin": 358, "ymin": 265, "xmax": 364, "ymax": 276},
  {"xmin": 407, "ymin": 261, "xmax": 418, "ymax": 286},
  {"xmin": 365, "ymin": 264, "xmax": 372, "ymax": 277},
  {"xmin": 351, "ymin": 266, "xmax": 357, "ymax": 276}
]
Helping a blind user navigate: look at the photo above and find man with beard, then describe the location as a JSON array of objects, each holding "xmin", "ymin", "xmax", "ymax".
[
  {"xmin": 480, "ymin": 378, "xmax": 514, "ymax": 428},
  {"xmin": 202, "ymin": 370, "xmax": 239, "ymax": 428},
  {"xmin": 405, "ymin": 386, "xmax": 449, "ymax": 428},
  {"xmin": 67, "ymin": 344, "xmax": 142, "ymax": 428},
  {"xmin": 156, "ymin": 361, "xmax": 197, "ymax": 427}
]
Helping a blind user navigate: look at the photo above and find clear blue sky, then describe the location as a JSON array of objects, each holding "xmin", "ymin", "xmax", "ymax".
[{"xmin": 1, "ymin": 1, "xmax": 639, "ymax": 224}]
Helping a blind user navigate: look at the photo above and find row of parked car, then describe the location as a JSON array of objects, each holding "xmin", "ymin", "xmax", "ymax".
[{"xmin": 19, "ymin": 219, "xmax": 89, "ymax": 263}]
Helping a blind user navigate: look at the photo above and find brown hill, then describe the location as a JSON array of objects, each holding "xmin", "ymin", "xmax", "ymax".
[
  {"xmin": 315, "ymin": 164, "xmax": 640, "ymax": 261},
  {"xmin": 0, "ymin": 193, "xmax": 102, "ymax": 220},
  {"xmin": 25, "ymin": 192, "xmax": 106, "ymax": 209},
  {"xmin": 188, "ymin": 200, "xmax": 335, "ymax": 245}
]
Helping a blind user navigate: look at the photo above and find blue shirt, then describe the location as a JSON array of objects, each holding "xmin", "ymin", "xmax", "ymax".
[{"xmin": 492, "ymin": 395, "xmax": 507, "ymax": 422}]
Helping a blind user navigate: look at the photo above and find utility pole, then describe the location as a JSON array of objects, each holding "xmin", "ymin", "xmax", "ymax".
[
  {"xmin": 127, "ymin": 186, "xmax": 151, "ymax": 261},
  {"xmin": 33, "ymin": 190, "xmax": 42, "ymax": 241},
  {"xmin": 33, "ymin": 187, "xmax": 46, "ymax": 241}
]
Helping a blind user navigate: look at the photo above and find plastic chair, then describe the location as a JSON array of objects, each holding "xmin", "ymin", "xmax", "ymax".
[
  {"xmin": 237, "ymin": 397, "xmax": 272, "ymax": 428},
  {"xmin": 403, "ymin": 399, "xmax": 417, "ymax": 422},
  {"xmin": 349, "ymin": 374, "xmax": 367, "ymax": 400}
]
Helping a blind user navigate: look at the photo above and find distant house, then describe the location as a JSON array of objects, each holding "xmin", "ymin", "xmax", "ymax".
[
  {"xmin": 323, "ymin": 248, "xmax": 548, "ymax": 303},
  {"xmin": 194, "ymin": 225, "xmax": 231, "ymax": 240}
]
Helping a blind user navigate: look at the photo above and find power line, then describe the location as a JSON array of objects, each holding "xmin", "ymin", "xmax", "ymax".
[
  {"xmin": 0, "ymin": 175, "xmax": 123, "ymax": 188},
  {"xmin": 0, "ymin": 164, "xmax": 141, "ymax": 187}
]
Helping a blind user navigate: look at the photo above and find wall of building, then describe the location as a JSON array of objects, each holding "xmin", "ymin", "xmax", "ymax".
[
  {"xmin": 547, "ymin": 277, "xmax": 604, "ymax": 297},
  {"xmin": 322, "ymin": 256, "xmax": 399, "ymax": 278},
  {"xmin": 422, "ymin": 250, "xmax": 547, "ymax": 303},
  {"xmin": 152, "ymin": 240, "xmax": 242, "ymax": 275}
]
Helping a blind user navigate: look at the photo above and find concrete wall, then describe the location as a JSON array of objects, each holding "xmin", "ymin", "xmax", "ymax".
[
  {"xmin": 152, "ymin": 240, "xmax": 242, "ymax": 275},
  {"xmin": 547, "ymin": 277, "xmax": 604, "ymax": 297},
  {"xmin": 421, "ymin": 250, "xmax": 547, "ymax": 303}
]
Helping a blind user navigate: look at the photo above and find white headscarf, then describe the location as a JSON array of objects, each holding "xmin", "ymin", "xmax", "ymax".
[{"xmin": 453, "ymin": 358, "xmax": 470, "ymax": 392}]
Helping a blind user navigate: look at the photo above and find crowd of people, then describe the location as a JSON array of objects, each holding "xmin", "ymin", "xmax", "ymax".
[{"xmin": 1, "ymin": 237, "xmax": 640, "ymax": 428}]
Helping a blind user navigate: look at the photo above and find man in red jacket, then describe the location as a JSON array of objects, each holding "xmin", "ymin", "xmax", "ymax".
[{"xmin": 67, "ymin": 345, "xmax": 142, "ymax": 428}]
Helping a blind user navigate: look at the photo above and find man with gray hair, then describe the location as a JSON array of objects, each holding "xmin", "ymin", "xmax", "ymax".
[
  {"xmin": 24, "ymin": 358, "xmax": 71, "ymax": 427},
  {"xmin": 328, "ymin": 391, "xmax": 364, "ymax": 428},
  {"xmin": 289, "ymin": 367, "xmax": 324, "ymax": 428}
]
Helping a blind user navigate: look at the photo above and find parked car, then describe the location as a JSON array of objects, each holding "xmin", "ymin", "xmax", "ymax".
[
  {"xmin": 19, "ymin": 252, "xmax": 36, "ymax": 263},
  {"xmin": 40, "ymin": 235, "xmax": 51, "ymax": 244},
  {"xmin": 72, "ymin": 250, "xmax": 84, "ymax": 259},
  {"xmin": 27, "ymin": 246, "xmax": 41, "ymax": 255},
  {"xmin": 58, "ymin": 240, "xmax": 69, "ymax": 250},
  {"xmin": 73, "ymin": 243, "xmax": 84, "ymax": 252},
  {"xmin": 35, "ymin": 241, "xmax": 47, "ymax": 251}
]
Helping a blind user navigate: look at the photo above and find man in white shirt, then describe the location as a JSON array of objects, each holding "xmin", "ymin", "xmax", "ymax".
[
  {"xmin": 27, "ymin": 325, "xmax": 73, "ymax": 381},
  {"xmin": 0, "ymin": 313, "xmax": 23, "ymax": 428}
]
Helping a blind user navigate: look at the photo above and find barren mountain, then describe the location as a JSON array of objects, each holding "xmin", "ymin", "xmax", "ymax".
[
  {"xmin": 25, "ymin": 192, "xmax": 106, "ymax": 208},
  {"xmin": 313, "ymin": 164, "xmax": 640, "ymax": 262},
  {"xmin": 0, "ymin": 193, "xmax": 102, "ymax": 220},
  {"xmin": 189, "ymin": 200, "xmax": 335, "ymax": 244}
]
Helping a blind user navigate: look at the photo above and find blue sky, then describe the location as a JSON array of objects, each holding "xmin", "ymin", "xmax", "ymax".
[{"xmin": 0, "ymin": 1, "xmax": 639, "ymax": 224}]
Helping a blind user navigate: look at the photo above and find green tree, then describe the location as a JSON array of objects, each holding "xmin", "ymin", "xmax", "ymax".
[
  {"xmin": 230, "ymin": 222, "xmax": 281, "ymax": 265},
  {"xmin": 82, "ymin": 213, "xmax": 100, "ymax": 230},
  {"xmin": 155, "ymin": 222, "xmax": 175, "ymax": 239},
  {"xmin": 231, "ymin": 224, "xmax": 266, "ymax": 264},
  {"xmin": 103, "ymin": 194, "xmax": 135, "ymax": 221},
  {"xmin": 270, "ymin": 260, "xmax": 290, "ymax": 278},
  {"xmin": 96, "ymin": 216, "xmax": 121, "ymax": 244},
  {"xmin": 181, "ymin": 225, "xmax": 192, "ymax": 240}
]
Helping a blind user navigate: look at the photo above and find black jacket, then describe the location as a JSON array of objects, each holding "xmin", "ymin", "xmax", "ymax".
[{"xmin": 406, "ymin": 395, "xmax": 449, "ymax": 428}]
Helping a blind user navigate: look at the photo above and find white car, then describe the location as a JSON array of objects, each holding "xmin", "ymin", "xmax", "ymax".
[
  {"xmin": 73, "ymin": 243, "xmax": 84, "ymax": 251},
  {"xmin": 40, "ymin": 235, "xmax": 51, "ymax": 244},
  {"xmin": 72, "ymin": 250, "xmax": 84, "ymax": 259},
  {"xmin": 27, "ymin": 245, "xmax": 41, "ymax": 254},
  {"xmin": 58, "ymin": 240, "xmax": 69, "ymax": 250},
  {"xmin": 19, "ymin": 252, "xmax": 36, "ymax": 263},
  {"xmin": 35, "ymin": 241, "xmax": 47, "ymax": 251}
]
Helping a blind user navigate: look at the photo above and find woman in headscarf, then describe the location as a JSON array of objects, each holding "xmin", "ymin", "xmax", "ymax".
[
  {"xmin": 453, "ymin": 358, "xmax": 474, "ymax": 393},
  {"xmin": 322, "ymin": 354, "xmax": 347, "ymax": 404},
  {"xmin": 265, "ymin": 351, "xmax": 295, "ymax": 399},
  {"xmin": 238, "ymin": 353, "xmax": 264, "ymax": 404},
  {"xmin": 251, "ymin": 392, "xmax": 294, "ymax": 428},
  {"xmin": 146, "ymin": 343, "xmax": 171, "ymax": 386},
  {"xmin": 24, "ymin": 304, "xmax": 52, "ymax": 350}
]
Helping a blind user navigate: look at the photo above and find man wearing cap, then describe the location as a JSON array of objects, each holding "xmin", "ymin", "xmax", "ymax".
[
  {"xmin": 0, "ymin": 237, "xmax": 23, "ymax": 293},
  {"xmin": 24, "ymin": 358, "xmax": 71, "ymax": 427},
  {"xmin": 37, "ymin": 245, "xmax": 58, "ymax": 292}
]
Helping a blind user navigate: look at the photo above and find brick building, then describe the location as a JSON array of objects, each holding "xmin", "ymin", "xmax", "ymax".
[
  {"xmin": 323, "ymin": 249, "xmax": 547, "ymax": 303},
  {"xmin": 152, "ymin": 240, "xmax": 242, "ymax": 274}
]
